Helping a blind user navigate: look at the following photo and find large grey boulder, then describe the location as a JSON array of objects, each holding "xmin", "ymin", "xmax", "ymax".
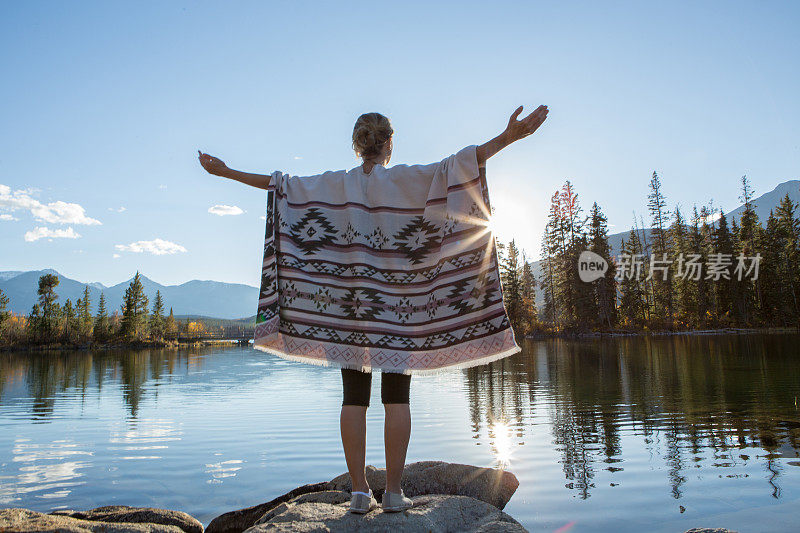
[
  {"xmin": 51, "ymin": 505, "xmax": 203, "ymax": 533},
  {"xmin": 0, "ymin": 507, "xmax": 189, "ymax": 532},
  {"xmin": 207, "ymin": 461, "xmax": 520, "ymax": 533},
  {"xmin": 327, "ymin": 460, "xmax": 519, "ymax": 510},
  {"xmin": 206, "ymin": 481, "xmax": 330, "ymax": 533},
  {"xmin": 245, "ymin": 490, "xmax": 527, "ymax": 532}
]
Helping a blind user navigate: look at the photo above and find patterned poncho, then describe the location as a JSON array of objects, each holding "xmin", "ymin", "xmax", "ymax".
[{"xmin": 253, "ymin": 144, "xmax": 521, "ymax": 375}]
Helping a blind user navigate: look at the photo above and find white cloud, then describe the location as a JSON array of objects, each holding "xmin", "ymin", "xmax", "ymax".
[
  {"xmin": 0, "ymin": 184, "xmax": 38, "ymax": 211},
  {"xmin": 24, "ymin": 226, "xmax": 81, "ymax": 242},
  {"xmin": 115, "ymin": 238, "xmax": 187, "ymax": 255},
  {"xmin": 108, "ymin": 206, "xmax": 126, "ymax": 213},
  {"xmin": 31, "ymin": 200, "xmax": 101, "ymax": 225},
  {"xmin": 294, "ymin": 156, "xmax": 303, "ymax": 160},
  {"xmin": 208, "ymin": 204, "xmax": 244, "ymax": 216},
  {"xmin": 260, "ymin": 215, "xmax": 266, "ymax": 221},
  {"xmin": 112, "ymin": 253, "xmax": 121, "ymax": 259},
  {"xmin": 159, "ymin": 184, "xmax": 167, "ymax": 190},
  {"xmin": 1, "ymin": 184, "xmax": 101, "ymax": 225},
  {"xmin": 0, "ymin": 213, "xmax": 17, "ymax": 221}
]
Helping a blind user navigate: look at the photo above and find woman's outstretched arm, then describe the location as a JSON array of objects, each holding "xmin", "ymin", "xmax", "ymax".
[
  {"xmin": 476, "ymin": 105, "xmax": 549, "ymax": 167},
  {"xmin": 198, "ymin": 150, "xmax": 273, "ymax": 190}
]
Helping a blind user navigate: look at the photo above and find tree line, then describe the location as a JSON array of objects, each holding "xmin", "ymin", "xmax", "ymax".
[
  {"xmin": 0, "ymin": 271, "xmax": 183, "ymax": 347},
  {"xmin": 497, "ymin": 175, "xmax": 800, "ymax": 336}
]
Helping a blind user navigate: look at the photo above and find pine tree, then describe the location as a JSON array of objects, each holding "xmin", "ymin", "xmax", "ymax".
[
  {"xmin": 632, "ymin": 216, "xmax": 653, "ymax": 322},
  {"xmin": 0, "ymin": 289, "xmax": 9, "ymax": 326},
  {"xmin": 149, "ymin": 290, "xmax": 166, "ymax": 340},
  {"xmin": 520, "ymin": 251, "xmax": 538, "ymax": 334},
  {"xmin": 37, "ymin": 273, "xmax": 61, "ymax": 340},
  {"xmin": 94, "ymin": 292, "xmax": 109, "ymax": 342},
  {"xmin": 120, "ymin": 271, "xmax": 149, "ymax": 341},
  {"xmin": 76, "ymin": 285, "xmax": 93, "ymax": 339},
  {"xmin": 758, "ymin": 212, "xmax": 782, "ymax": 325},
  {"xmin": 539, "ymin": 193, "xmax": 562, "ymax": 329},
  {"xmin": 165, "ymin": 307, "xmax": 178, "ymax": 339},
  {"xmin": 773, "ymin": 194, "xmax": 800, "ymax": 324},
  {"xmin": 647, "ymin": 171, "xmax": 674, "ymax": 324},
  {"xmin": 589, "ymin": 202, "xmax": 617, "ymax": 329},
  {"xmin": 712, "ymin": 212, "xmax": 735, "ymax": 324},
  {"xmin": 735, "ymin": 176, "xmax": 761, "ymax": 324},
  {"xmin": 27, "ymin": 303, "xmax": 42, "ymax": 341},
  {"xmin": 62, "ymin": 298, "xmax": 79, "ymax": 342},
  {"xmin": 556, "ymin": 181, "xmax": 589, "ymax": 330},
  {"xmin": 690, "ymin": 206, "xmax": 712, "ymax": 326},
  {"xmin": 500, "ymin": 239, "xmax": 524, "ymax": 340},
  {"xmin": 618, "ymin": 231, "xmax": 646, "ymax": 327},
  {"xmin": 669, "ymin": 206, "xmax": 695, "ymax": 324}
]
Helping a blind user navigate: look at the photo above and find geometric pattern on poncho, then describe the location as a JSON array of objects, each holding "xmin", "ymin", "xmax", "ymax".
[{"xmin": 253, "ymin": 145, "xmax": 521, "ymax": 375}]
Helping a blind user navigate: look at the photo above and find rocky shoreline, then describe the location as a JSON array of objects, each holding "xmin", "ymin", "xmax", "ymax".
[{"xmin": 0, "ymin": 461, "xmax": 737, "ymax": 532}]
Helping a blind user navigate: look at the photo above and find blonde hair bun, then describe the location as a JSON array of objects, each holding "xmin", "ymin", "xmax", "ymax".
[{"xmin": 352, "ymin": 112, "xmax": 393, "ymax": 159}]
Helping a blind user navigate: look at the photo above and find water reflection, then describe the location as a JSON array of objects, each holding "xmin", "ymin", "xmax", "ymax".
[
  {"xmin": 0, "ymin": 438, "xmax": 92, "ymax": 504},
  {"xmin": 205, "ymin": 458, "xmax": 244, "ymax": 484},
  {"xmin": 0, "ymin": 348, "xmax": 271, "ymax": 419},
  {"xmin": 464, "ymin": 334, "xmax": 800, "ymax": 500}
]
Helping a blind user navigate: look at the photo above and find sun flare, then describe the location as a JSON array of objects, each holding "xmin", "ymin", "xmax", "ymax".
[{"xmin": 489, "ymin": 420, "xmax": 514, "ymax": 469}]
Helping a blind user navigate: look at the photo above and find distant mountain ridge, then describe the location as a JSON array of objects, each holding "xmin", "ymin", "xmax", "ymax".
[{"xmin": 0, "ymin": 270, "xmax": 259, "ymax": 319}]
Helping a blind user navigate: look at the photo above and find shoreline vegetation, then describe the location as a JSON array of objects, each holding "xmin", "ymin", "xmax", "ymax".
[
  {"xmin": 495, "ymin": 175, "xmax": 800, "ymax": 339},
  {"xmin": 0, "ymin": 338, "xmax": 241, "ymax": 353},
  {"xmin": 0, "ymin": 271, "xmax": 252, "ymax": 353},
  {"xmin": 2, "ymin": 326, "xmax": 797, "ymax": 354}
]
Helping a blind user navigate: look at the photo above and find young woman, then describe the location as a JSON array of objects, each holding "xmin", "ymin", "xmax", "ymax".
[{"xmin": 198, "ymin": 104, "xmax": 548, "ymax": 513}]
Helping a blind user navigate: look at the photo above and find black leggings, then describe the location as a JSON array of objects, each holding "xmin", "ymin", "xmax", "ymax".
[{"xmin": 341, "ymin": 368, "xmax": 411, "ymax": 406}]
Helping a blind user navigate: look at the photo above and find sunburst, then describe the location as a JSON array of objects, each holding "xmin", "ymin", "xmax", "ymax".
[{"xmin": 489, "ymin": 420, "xmax": 514, "ymax": 469}]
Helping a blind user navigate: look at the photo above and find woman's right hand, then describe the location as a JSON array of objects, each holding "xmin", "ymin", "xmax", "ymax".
[{"xmin": 198, "ymin": 150, "xmax": 229, "ymax": 176}]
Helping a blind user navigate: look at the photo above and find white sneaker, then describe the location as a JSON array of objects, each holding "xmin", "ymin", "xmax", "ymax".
[
  {"xmin": 381, "ymin": 489, "xmax": 413, "ymax": 512},
  {"xmin": 348, "ymin": 488, "xmax": 377, "ymax": 514}
]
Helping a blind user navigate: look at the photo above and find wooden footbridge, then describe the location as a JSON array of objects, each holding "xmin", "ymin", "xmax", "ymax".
[{"xmin": 175, "ymin": 325, "xmax": 255, "ymax": 345}]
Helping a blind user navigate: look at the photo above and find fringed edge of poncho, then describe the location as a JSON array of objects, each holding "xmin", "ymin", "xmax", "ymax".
[{"xmin": 251, "ymin": 342, "xmax": 522, "ymax": 376}]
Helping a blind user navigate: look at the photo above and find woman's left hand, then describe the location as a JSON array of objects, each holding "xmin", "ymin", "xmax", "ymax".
[{"xmin": 503, "ymin": 105, "xmax": 549, "ymax": 143}]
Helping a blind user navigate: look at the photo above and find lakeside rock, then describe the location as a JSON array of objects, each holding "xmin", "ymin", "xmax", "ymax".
[
  {"xmin": 206, "ymin": 460, "xmax": 520, "ymax": 533},
  {"xmin": 0, "ymin": 461, "xmax": 740, "ymax": 533},
  {"xmin": 247, "ymin": 491, "xmax": 526, "ymax": 532},
  {"xmin": 0, "ymin": 505, "xmax": 202, "ymax": 532}
]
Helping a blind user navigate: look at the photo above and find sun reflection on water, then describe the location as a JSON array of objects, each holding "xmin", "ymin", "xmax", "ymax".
[{"xmin": 489, "ymin": 420, "xmax": 515, "ymax": 469}]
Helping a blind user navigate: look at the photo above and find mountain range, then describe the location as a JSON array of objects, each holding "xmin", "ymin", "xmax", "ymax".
[
  {"xmin": 0, "ymin": 269, "xmax": 259, "ymax": 319},
  {"xmin": 2, "ymin": 180, "xmax": 797, "ymax": 320}
]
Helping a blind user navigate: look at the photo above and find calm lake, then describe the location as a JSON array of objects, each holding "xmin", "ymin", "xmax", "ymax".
[{"xmin": 1, "ymin": 334, "xmax": 798, "ymax": 532}]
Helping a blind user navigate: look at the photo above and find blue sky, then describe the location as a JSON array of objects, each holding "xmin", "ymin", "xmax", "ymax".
[{"xmin": 1, "ymin": 1, "xmax": 798, "ymax": 287}]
